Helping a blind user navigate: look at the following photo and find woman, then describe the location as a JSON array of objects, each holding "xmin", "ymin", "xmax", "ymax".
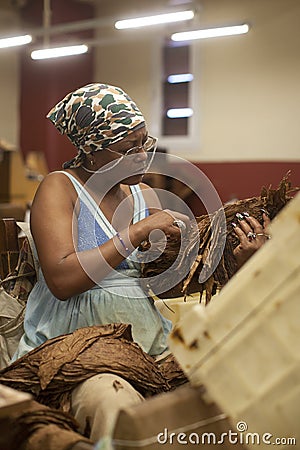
[
  {"xmin": 13, "ymin": 83, "xmax": 190, "ymax": 360},
  {"xmin": 13, "ymin": 83, "xmax": 270, "ymax": 440}
]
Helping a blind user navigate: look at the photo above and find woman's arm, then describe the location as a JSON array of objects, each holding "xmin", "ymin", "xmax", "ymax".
[{"xmin": 31, "ymin": 175, "xmax": 189, "ymax": 300}]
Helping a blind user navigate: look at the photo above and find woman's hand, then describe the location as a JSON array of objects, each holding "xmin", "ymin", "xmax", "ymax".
[
  {"xmin": 233, "ymin": 212, "xmax": 271, "ymax": 269},
  {"xmin": 139, "ymin": 209, "xmax": 191, "ymax": 242}
]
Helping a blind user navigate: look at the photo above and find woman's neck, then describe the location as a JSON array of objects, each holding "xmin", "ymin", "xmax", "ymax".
[
  {"xmin": 65, "ymin": 167, "xmax": 133, "ymax": 224},
  {"xmin": 67, "ymin": 167, "xmax": 124, "ymax": 198}
]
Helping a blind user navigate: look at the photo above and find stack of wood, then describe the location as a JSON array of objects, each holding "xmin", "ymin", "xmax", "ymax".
[{"xmin": 140, "ymin": 174, "xmax": 298, "ymax": 303}]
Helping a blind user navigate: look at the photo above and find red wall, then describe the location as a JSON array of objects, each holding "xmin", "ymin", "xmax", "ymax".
[
  {"xmin": 20, "ymin": 0, "xmax": 95, "ymax": 171},
  {"xmin": 187, "ymin": 161, "xmax": 300, "ymax": 215}
]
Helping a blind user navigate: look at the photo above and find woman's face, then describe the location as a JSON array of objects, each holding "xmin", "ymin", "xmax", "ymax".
[{"xmin": 93, "ymin": 126, "xmax": 152, "ymax": 184}]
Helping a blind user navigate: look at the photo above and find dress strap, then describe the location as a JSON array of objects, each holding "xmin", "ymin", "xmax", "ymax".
[
  {"xmin": 130, "ymin": 184, "xmax": 148, "ymax": 223},
  {"xmin": 54, "ymin": 171, "xmax": 148, "ymax": 233},
  {"xmin": 54, "ymin": 171, "xmax": 148, "ymax": 270},
  {"xmin": 53, "ymin": 171, "xmax": 84, "ymax": 196},
  {"xmin": 54, "ymin": 171, "xmax": 114, "ymax": 237}
]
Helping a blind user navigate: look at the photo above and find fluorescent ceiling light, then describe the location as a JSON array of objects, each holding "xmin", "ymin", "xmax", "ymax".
[
  {"xmin": 167, "ymin": 108, "xmax": 193, "ymax": 118},
  {"xmin": 115, "ymin": 10, "xmax": 194, "ymax": 29},
  {"xmin": 171, "ymin": 23, "xmax": 249, "ymax": 41},
  {"xmin": 31, "ymin": 44, "xmax": 88, "ymax": 60},
  {"xmin": 0, "ymin": 34, "xmax": 32, "ymax": 49},
  {"xmin": 167, "ymin": 73, "xmax": 194, "ymax": 83}
]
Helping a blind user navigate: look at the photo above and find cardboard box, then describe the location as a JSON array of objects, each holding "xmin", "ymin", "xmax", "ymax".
[{"xmin": 113, "ymin": 384, "xmax": 246, "ymax": 450}]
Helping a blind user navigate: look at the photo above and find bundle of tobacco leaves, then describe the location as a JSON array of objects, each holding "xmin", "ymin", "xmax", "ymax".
[
  {"xmin": 0, "ymin": 399, "xmax": 93, "ymax": 450},
  {"xmin": 140, "ymin": 173, "xmax": 298, "ymax": 303},
  {"xmin": 0, "ymin": 323, "xmax": 185, "ymax": 412}
]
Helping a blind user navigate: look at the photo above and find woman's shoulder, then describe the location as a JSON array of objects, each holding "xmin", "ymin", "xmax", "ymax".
[
  {"xmin": 45, "ymin": 170, "xmax": 75, "ymax": 183},
  {"xmin": 32, "ymin": 170, "xmax": 78, "ymax": 207},
  {"xmin": 138, "ymin": 182, "xmax": 152, "ymax": 191},
  {"xmin": 137, "ymin": 182, "xmax": 161, "ymax": 210},
  {"xmin": 38, "ymin": 170, "xmax": 79, "ymax": 191}
]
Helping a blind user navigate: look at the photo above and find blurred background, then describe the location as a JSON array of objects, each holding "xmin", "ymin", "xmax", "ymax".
[{"xmin": 0, "ymin": 0, "xmax": 299, "ymax": 219}]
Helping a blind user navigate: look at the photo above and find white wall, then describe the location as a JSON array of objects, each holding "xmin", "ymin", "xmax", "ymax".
[
  {"xmin": 0, "ymin": 5, "xmax": 20, "ymax": 149},
  {"xmin": 94, "ymin": 0, "xmax": 300, "ymax": 162},
  {"xmin": 196, "ymin": 0, "xmax": 300, "ymax": 162}
]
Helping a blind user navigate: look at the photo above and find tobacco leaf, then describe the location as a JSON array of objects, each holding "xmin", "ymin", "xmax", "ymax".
[
  {"xmin": 0, "ymin": 323, "xmax": 184, "ymax": 411},
  {"xmin": 140, "ymin": 173, "xmax": 298, "ymax": 303}
]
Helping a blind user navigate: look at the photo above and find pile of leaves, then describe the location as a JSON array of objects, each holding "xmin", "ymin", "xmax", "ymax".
[
  {"xmin": 140, "ymin": 173, "xmax": 298, "ymax": 303},
  {"xmin": 0, "ymin": 323, "xmax": 186, "ymax": 412}
]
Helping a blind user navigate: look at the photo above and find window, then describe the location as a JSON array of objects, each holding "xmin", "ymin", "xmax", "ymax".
[{"xmin": 162, "ymin": 43, "xmax": 192, "ymax": 136}]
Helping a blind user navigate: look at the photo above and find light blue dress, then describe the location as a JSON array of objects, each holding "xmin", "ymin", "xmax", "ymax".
[{"xmin": 13, "ymin": 172, "xmax": 172, "ymax": 360}]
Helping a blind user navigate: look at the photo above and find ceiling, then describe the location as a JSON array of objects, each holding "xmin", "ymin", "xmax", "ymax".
[{"xmin": 0, "ymin": 0, "xmax": 198, "ymax": 48}]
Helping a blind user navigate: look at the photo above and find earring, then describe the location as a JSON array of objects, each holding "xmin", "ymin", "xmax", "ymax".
[{"xmin": 90, "ymin": 158, "xmax": 94, "ymax": 166}]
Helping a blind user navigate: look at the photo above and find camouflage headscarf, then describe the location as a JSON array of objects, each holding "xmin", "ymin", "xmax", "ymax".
[{"xmin": 47, "ymin": 83, "xmax": 145, "ymax": 169}]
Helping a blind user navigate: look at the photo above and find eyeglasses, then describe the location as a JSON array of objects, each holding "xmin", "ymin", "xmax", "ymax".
[
  {"xmin": 82, "ymin": 135, "xmax": 158, "ymax": 175},
  {"xmin": 105, "ymin": 135, "xmax": 158, "ymax": 158}
]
